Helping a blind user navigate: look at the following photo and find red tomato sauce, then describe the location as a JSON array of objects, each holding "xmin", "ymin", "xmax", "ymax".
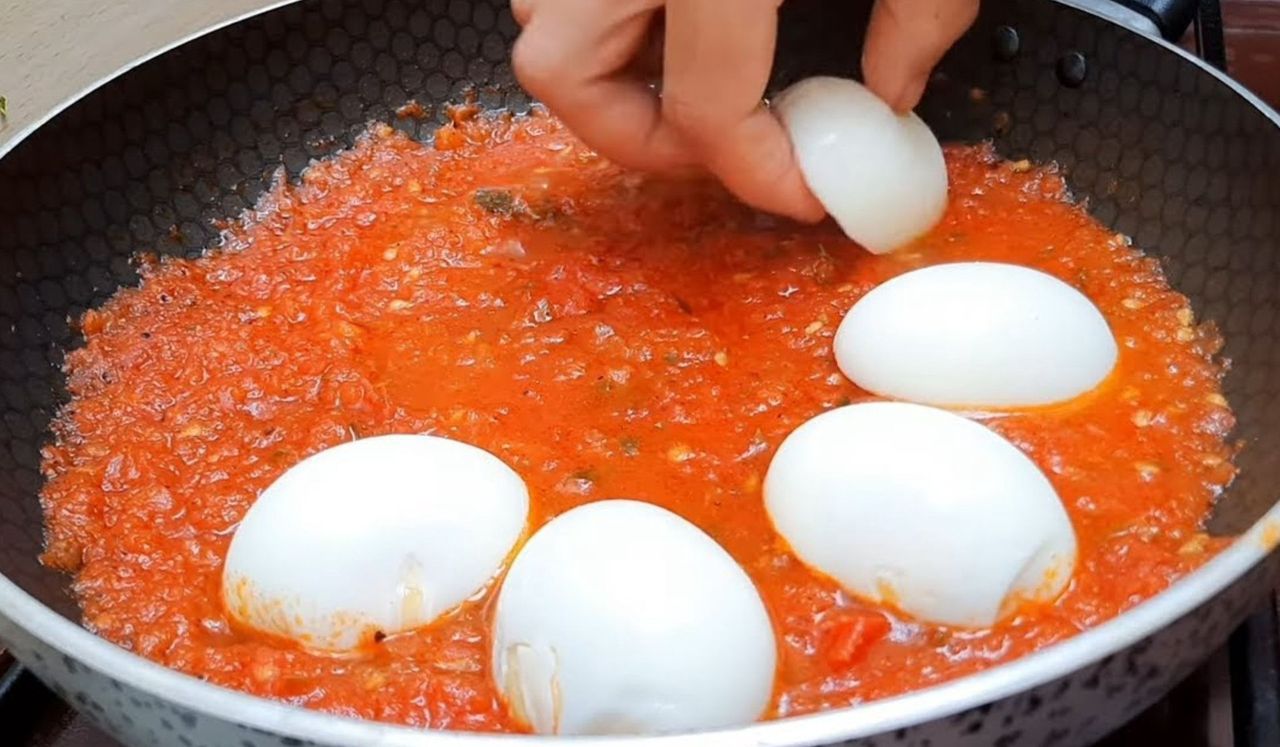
[{"xmin": 40, "ymin": 114, "xmax": 1236, "ymax": 731}]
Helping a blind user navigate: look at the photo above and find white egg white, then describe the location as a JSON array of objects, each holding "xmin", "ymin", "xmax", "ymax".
[
  {"xmin": 491, "ymin": 499, "xmax": 777, "ymax": 736},
  {"xmin": 835, "ymin": 262, "xmax": 1118, "ymax": 407},
  {"xmin": 773, "ymin": 76, "xmax": 948, "ymax": 254},
  {"xmin": 222, "ymin": 434, "xmax": 528, "ymax": 652},
  {"xmin": 764, "ymin": 402, "xmax": 1077, "ymax": 627}
]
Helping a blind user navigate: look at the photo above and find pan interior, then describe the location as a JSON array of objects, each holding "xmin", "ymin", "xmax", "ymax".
[{"xmin": 0, "ymin": 0, "xmax": 1277, "ymax": 638}]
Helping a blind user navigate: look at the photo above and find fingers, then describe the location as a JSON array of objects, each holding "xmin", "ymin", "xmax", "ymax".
[
  {"xmin": 662, "ymin": 0, "xmax": 824, "ymax": 221},
  {"xmin": 862, "ymin": 0, "xmax": 979, "ymax": 113},
  {"xmin": 512, "ymin": 0, "xmax": 690, "ymax": 171},
  {"xmin": 512, "ymin": 0, "xmax": 824, "ymax": 222}
]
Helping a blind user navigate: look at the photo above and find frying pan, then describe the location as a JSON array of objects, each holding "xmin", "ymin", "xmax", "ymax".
[{"xmin": 1, "ymin": 0, "xmax": 1279, "ymax": 744}]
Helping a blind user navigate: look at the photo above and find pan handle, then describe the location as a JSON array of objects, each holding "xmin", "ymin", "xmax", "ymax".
[{"xmin": 1110, "ymin": 0, "xmax": 1199, "ymax": 41}]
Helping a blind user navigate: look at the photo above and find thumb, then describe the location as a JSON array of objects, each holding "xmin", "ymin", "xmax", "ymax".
[{"xmin": 861, "ymin": 0, "xmax": 980, "ymax": 113}]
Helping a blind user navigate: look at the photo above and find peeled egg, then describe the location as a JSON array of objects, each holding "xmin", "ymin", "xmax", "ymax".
[
  {"xmin": 764, "ymin": 402, "xmax": 1076, "ymax": 627},
  {"xmin": 835, "ymin": 262, "xmax": 1118, "ymax": 407},
  {"xmin": 773, "ymin": 76, "xmax": 948, "ymax": 253},
  {"xmin": 222, "ymin": 434, "xmax": 528, "ymax": 652},
  {"xmin": 491, "ymin": 499, "xmax": 776, "ymax": 735}
]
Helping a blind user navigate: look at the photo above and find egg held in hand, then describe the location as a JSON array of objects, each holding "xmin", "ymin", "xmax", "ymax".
[
  {"xmin": 764, "ymin": 402, "xmax": 1077, "ymax": 628},
  {"xmin": 773, "ymin": 76, "xmax": 948, "ymax": 254},
  {"xmin": 221, "ymin": 434, "xmax": 529, "ymax": 652},
  {"xmin": 834, "ymin": 262, "xmax": 1119, "ymax": 408},
  {"xmin": 491, "ymin": 499, "xmax": 777, "ymax": 736}
]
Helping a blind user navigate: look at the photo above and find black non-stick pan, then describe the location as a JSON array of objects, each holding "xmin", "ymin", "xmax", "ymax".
[{"xmin": 1, "ymin": 0, "xmax": 1279, "ymax": 745}]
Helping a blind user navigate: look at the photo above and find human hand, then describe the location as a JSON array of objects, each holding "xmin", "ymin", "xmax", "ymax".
[
  {"xmin": 511, "ymin": 0, "xmax": 977, "ymax": 221},
  {"xmin": 862, "ymin": 0, "xmax": 980, "ymax": 113}
]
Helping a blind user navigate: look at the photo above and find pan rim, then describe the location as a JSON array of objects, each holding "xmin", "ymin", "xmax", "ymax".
[
  {"xmin": 1, "ymin": 0, "xmax": 1279, "ymax": 744},
  {"xmin": 4, "ymin": 505, "xmax": 1277, "ymax": 745},
  {"xmin": 0, "ymin": 0, "xmax": 301, "ymax": 162}
]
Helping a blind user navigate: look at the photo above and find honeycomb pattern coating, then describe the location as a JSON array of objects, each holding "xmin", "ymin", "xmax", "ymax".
[{"xmin": 0, "ymin": 0, "xmax": 1276, "ymax": 744}]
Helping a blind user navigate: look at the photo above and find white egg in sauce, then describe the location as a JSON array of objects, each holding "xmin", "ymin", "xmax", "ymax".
[
  {"xmin": 222, "ymin": 434, "xmax": 528, "ymax": 652},
  {"xmin": 835, "ymin": 262, "xmax": 1119, "ymax": 408},
  {"xmin": 764, "ymin": 402, "xmax": 1077, "ymax": 628},
  {"xmin": 491, "ymin": 499, "xmax": 777, "ymax": 735},
  {"xmin": 773, "ymin": 76, "xmax": 948, "ymax": 254}
]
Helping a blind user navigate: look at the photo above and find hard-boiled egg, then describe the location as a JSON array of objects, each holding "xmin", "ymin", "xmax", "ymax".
[
  {"xmin": 222, "ymin": 434, "xmax": 528, "ymax": 652},
  {"xmin": 772, "ymin": 76, "xmax": 947, "ymax": 254},
  {"xmin": 491, "ymin": 499, "xmax": 776, "ymax": 735},
  {"xmin": 835, "ymin": 262, "xmax": 1118, "ymax": 408},
  {"xmin": 764, "ymin": 402, "xmax": 1076, "ymax": 627}
]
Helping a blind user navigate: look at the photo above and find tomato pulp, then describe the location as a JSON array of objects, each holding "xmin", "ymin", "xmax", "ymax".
[{"xmin": 40, "ymin": 115, "xmax": 1235, "ymax": 731}]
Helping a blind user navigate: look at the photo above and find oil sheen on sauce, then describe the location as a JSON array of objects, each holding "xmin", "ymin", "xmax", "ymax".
[{"xmin": 40, "ymin": 114, "xmax": 1236, "ymax": 732}]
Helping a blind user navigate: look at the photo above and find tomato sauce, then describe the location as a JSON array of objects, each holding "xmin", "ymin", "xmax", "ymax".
[{"xmin": 39, "ymin": 114, "xmax": 1236, "ymax": 731}]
